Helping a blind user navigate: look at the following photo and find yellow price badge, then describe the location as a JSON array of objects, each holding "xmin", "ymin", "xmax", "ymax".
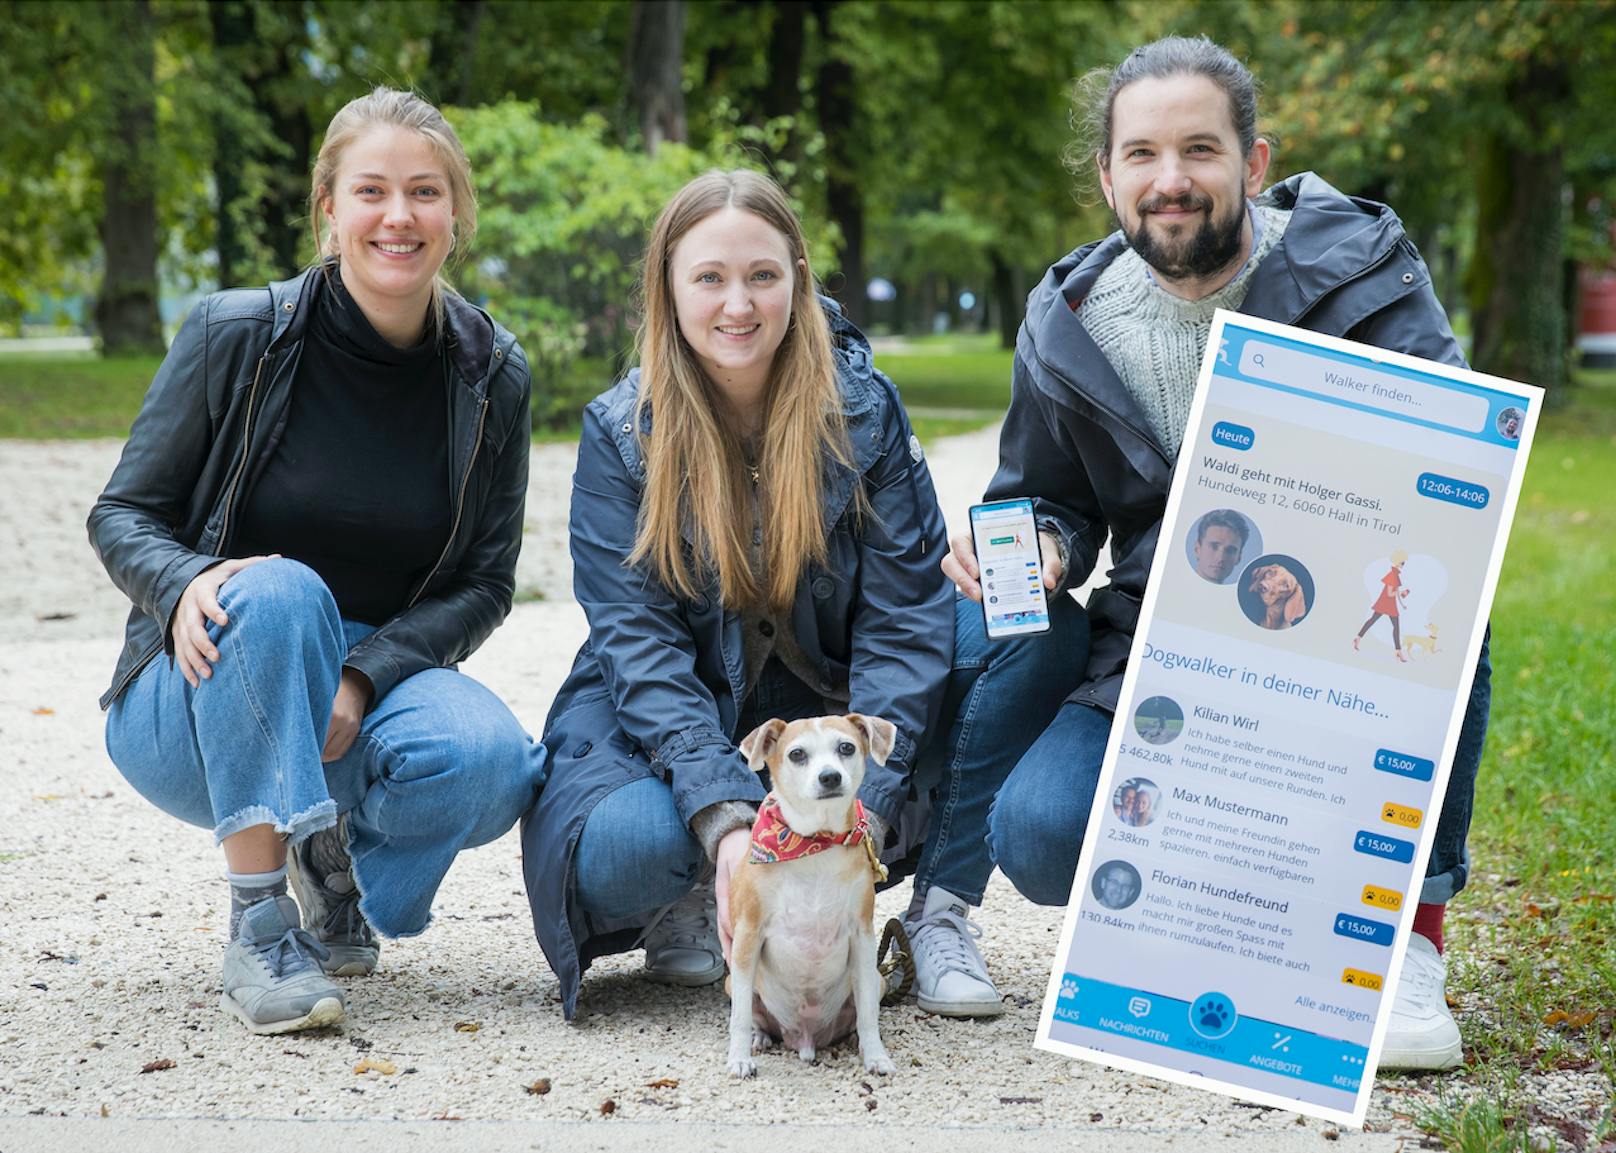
[
  {"xmin": 1380, "ymin": 801, "xmax": 1423, "ymax": 828},
  {"xmin": 1341, "ymin": 968, "xmax": 1384, "ymax": 992},
  {"xmin": 1361, "ymin": 884, "xmax": 1404, "ymax": 911}
]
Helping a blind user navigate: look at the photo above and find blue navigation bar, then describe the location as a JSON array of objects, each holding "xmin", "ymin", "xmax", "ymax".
[{"xmin": 1052, "ymin": 973, "xmax": 1367, "ymax": 1092}]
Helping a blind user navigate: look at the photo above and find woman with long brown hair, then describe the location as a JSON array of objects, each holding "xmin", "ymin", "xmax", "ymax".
[{"xmin": 521, "ymin": 170, "xmax": 957, "ymax": 1019}]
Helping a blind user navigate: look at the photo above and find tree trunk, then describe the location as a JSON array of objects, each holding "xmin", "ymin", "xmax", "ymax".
[
  {"xmin": 812, "ymin": 0, "xmax": 865, "ymax": 326},
  {"xmin": 258, "ymin": 3, "xmax": 311, "ymax": 275},
  {"xmin": 210, "ymin": 0, "xmax": 311, "ymax": 281},
  {"xmin": 210, "ymin": 1, "xmax": 251, "ymax": 289},
  {"xmin": 629, "ymin": 0, "xmax": 687, "ymax": 154},
  {"xmin": 95, "ymin": 0, "xmax": 163, "ymax": 355},
  {"xmin": 425, "ymin": 0, "xmax": 486, "ymax": 108},
  {"xmin": 1470, "ymin": 57, "xmax": 1570, "ymax": 395},
  {"xmin": 990, "ymin": 250, "xmax": 1020, "ymax": 349},
  {"xmin": 761, "ymin": 1, "xmax": 808, "ymax": 177}
]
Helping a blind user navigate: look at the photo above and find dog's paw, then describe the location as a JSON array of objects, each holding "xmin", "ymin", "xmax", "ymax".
[
  {"xmin": 864, "ymin": 1050, "xmax": 897, "ymax": 1076},
  {"xmin": 727, "ymin": 1056, "xmax": 757, "ymax": 1078},
  {"xmin": 751, "ymin": 1026, "xmax": 777, "ymax": 1053}
]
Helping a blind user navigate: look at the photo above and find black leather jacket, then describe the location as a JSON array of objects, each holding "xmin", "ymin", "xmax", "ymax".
[{"xmin": 89, "ymin": 266, "xmax": 533, "ymax": 710}]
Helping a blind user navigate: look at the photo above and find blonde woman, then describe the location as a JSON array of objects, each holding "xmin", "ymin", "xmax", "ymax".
[
  {"xmin": 522, "ymin": 170, "xmax": 956, "ymax": 1019},
  {"xmin": 89, "ymin": 88, "xmax": 546, "ymax": 1035}
]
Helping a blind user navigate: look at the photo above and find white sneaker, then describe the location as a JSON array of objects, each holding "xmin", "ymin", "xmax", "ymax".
[
  {"xmin": 1380, "ymin": 934, "xmax": 1462, "ymax": 1070},
  {"xmin": 904, "ymin": 887, "xmax": 1004, "ymax": 1017},
  {"xmin": 642, "ymin": 883, "xmax": 726, "ymax": 987}
]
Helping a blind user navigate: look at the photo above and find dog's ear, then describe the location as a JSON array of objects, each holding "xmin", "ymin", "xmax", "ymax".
[
  {"xmin": 739, "ymin": 718, "xmax": 788, "ymax": 773},
  {"xmin": 844, "ymin": 714, "xmax": 897, "ymax": 766}
]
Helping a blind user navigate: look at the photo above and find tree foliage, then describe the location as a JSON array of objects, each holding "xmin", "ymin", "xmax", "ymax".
[{"xmin": 7, "ymin": 0, "xmax": 1616, "ymax": 394}]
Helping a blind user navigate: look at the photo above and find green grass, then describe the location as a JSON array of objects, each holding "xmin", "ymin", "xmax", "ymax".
[
  {"xmin": 876, "ymin": 332, "xmax": 1014, "ymax": 444},
  {"xmin": 0, "ymin": 336, "xmax": 1017, "ymax": 442},
  {"xmin": 0, "ymin": 352, "xmax": 164, "ymax": 438},
  {"xmin": 1440, "ymin": 371, "xmax": 1616, "ymax": 1065},
  {"xmin": 0, "ymin": 350, "xmax": 618, "ymax": 441},
  {"xmin": 1383, "ymin": 369, "xmax": 1616, "ymax": 1151}
]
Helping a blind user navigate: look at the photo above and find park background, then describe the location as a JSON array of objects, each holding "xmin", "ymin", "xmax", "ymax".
[{"xmin": 0, "ymin": 1, "xmax": 1612, "ymax": 1150}]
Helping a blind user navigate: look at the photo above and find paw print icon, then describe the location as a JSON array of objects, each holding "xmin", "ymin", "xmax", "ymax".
[
  {"xmin": 1189, "ymin": 991, "xmax": 1238, "ymax": 1040},
  {"xmin": 1060, "ymin": 978, "xmax": 1080, "ymax": 1000}
]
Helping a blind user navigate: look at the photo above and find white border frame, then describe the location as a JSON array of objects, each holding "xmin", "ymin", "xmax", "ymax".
[{"xmin": 1033, "ymin": 309, "xmax": 1544, "ymax": 1126}]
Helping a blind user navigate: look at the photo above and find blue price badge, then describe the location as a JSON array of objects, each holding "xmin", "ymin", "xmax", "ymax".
[
  {"xmin": 1353, "ymin": 830, "xmax": 1416, "ymax": 863},
  {"xmin": 1373, "ymin": 749, "xmax": 1435, "ymax": 781},
  {"xmin": 1333, "ymin": 913, "xmax": 1395, "ymax": 947}
]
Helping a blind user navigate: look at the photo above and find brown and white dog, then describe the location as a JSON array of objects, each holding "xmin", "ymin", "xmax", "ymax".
[
  {"xmin": 726, "ymin": 713, "xmax": 897, "ymax": 1078},
  {"xmin": 1248, "ymin": 563, "xmax": 1308, "ymax": 629}
]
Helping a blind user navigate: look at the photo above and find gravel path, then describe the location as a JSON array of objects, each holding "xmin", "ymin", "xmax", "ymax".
[{"xmin": 3, "ymin": 428, "xmax": 1591, "ymax": 1145}]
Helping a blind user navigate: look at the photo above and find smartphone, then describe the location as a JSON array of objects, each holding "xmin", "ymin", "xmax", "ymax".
[{"xmin": 969, "ymin": 498, "xmax": 1052, "ymax": 639}]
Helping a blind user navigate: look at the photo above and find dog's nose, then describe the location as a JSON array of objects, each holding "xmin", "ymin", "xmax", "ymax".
[{"xmin": 818, "ymin": 768, "xmax": 843, "ymax": 792}]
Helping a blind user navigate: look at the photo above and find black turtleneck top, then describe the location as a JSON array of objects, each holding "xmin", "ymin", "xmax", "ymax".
[{"xmin": 232, "ymin": 274, "xmax": 452, "ymax": 624}]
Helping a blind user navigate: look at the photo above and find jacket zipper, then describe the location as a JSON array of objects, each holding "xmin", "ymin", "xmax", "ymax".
[
  {"xmin": 217, "ymin": 352, "xmax": 269, "ymax": 547},
  {"xmin": 106, "ymin": 352, "xmax": 272, "ymax": 704},
  {"xmin": 406, "ymin": 393, "xmax": 490, "ymax": 608}
]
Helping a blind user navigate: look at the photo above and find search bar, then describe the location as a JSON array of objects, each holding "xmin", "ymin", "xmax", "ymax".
[{"xmin": 1237, "ymin": 341, "xmax": 1489, "ymax": 433}]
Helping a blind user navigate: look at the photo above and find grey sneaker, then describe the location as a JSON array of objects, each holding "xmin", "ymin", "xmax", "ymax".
[
  {"xmin": 221, "ymin": 895, "xmax": 346, "ymax": 1035},
  {"xmin": 904, "ymin": 886, "xmax": 1004, "ymax": 1017},
  {"xmin": 287, "ymin": 820, "xmax": 379, "ymax": 977},
  {"xmin": 642, "ymin": 883, "xmax": 726, "ymax": 986}
]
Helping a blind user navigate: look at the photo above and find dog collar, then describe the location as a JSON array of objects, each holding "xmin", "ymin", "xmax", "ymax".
[{"xmin": 749, "ymin": 796, "xmax": 886, "ymax": 879}]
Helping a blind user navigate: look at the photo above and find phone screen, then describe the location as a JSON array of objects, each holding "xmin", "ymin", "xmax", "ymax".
[{"xmin": 969, "ymin": 498, "xmax": 1052, "ymax": 639}]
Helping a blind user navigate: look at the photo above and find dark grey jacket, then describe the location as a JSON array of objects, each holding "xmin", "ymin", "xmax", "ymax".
[
  {"xmin": 522, "ymin": 304, "xmax": 952, "ymax": 1018},
  {"xmin": 992, "ymin": 172, "xmax": 1466, "ymax": 712},
  {"xmin": 89, "ymin": 266, "xmax": 533, "ymax": 709}
]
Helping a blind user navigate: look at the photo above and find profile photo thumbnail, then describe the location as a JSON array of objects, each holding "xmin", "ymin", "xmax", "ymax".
[
  {"xmin": 1185, "ymin": 508, "xmax": 1263, "ymax": 586},
  {"xmin": 1238, "ymin": 553, "xmax": 1315, "ymax": 631},
  {"xmin": 1092, "ymin": 860, "xmax": 1143, "ymax": 911}
]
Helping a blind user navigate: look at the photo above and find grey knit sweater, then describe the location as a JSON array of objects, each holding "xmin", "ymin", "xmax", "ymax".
[{"xmin": 1077, "ymin": 203, "xmax": 1291, "ymax": 460}]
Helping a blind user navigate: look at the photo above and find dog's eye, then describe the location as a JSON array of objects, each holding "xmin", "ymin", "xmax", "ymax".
[
  {"xmin": 837, "ymin": 741, "xmax": 857, "ymax": 758},
  {"xmin": 787, "ymin": 747, "xmax": 808, "ymax": 764}
]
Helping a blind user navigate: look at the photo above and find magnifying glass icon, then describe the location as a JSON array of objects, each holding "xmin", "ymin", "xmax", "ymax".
[{"xmin": 1252, "ymin": 353, "xmax": 1266, "ymax": 368}]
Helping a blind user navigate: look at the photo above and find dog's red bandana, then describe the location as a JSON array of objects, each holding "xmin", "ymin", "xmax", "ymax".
[{"xmin": 749, "ymin": 796, "xmax": 885, "ymax": 878}]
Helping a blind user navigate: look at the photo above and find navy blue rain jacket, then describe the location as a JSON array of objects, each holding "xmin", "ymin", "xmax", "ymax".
[
  {"xmin": 522, "ymin": 304, "xmax": 952, "ymax": 1017},
  {"xmin": 992, "ymin": 172, "xmax": 1467, "ymax": 713}
]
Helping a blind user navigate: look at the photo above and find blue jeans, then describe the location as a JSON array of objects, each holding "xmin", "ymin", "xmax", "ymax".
[
  {"xmin": 906, "ymin": 593, "xmax": 1090, "ymax": 903},
  {"xmin": 574, "ymin": 599, "xmax": 1092, "ymax": 919},
  {"xmin": 980, "ymin": 609, "xmax": 1492, "ymax": 908},
  {"xmin": 105, "ymin": 558, "xmax": 548, "ymax": 937},
  {"xmin": 573, "ymin": 661, "xmax": 832, "ymax": 919}
]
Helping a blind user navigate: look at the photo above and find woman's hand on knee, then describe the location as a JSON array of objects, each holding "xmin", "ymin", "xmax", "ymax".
[
  {"xmin": 171, "ymin": 554, "xmax": 279, "ymax": 687},
  {"xmin": 322, "ymin": 668, "xmax": 374, "ymax": 763}
]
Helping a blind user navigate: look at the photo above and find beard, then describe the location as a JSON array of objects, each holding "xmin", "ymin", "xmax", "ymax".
[{"xmin": 1119, "ymin": 191, "xmax": 1247, "ymax": 282}]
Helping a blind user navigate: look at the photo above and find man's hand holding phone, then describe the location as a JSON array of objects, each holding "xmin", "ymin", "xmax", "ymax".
[
  {"xmin": 954, "ymin": 500, "xmax": 1059, "ymax": 640},
  {"xmin": 942, "ymin": 529, "xmax": 1063, "ymax": 603}
]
